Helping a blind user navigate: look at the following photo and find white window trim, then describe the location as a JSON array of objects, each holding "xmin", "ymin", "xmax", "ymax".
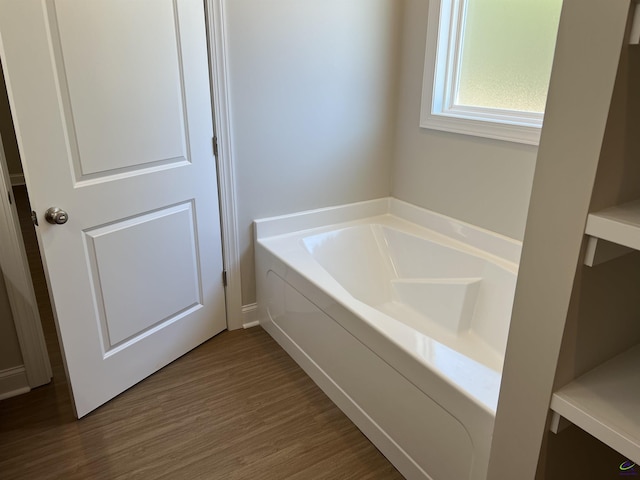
[{"xmin": 420, "ymin": 0, "xmax": 542, "ymax": 146}]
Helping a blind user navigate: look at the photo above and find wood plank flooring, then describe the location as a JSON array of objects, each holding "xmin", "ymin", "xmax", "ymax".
[{"xmin": 1, "ymin": 186, "xmax": 404, "ymax": 480}]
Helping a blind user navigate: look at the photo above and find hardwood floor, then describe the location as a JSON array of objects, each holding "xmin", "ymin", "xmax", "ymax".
[{"xmin": 1, "ymin": 186, "xmax": 403, "ymax": 480}]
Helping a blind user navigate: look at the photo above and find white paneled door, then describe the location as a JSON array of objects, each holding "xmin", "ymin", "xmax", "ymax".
[{"xmin": 0, "ymin": 0, "xmax": 226, "ymax": 417}]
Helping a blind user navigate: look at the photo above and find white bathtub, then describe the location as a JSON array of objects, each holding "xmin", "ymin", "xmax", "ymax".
[{"xmin": 254, "ymin": 198, "xmax": 520, "ymax": 480}]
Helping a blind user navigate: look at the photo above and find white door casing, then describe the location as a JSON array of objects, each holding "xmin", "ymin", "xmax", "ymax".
[
  {"xmin": 0, "ymin": 0, "xmax": 226, "ymax": 417},
  {"xmin": 0, "ymin": 127, "xmax": 52, "ymax": 390}
]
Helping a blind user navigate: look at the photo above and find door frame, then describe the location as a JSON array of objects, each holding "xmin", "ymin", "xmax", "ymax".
[
  {"xmin": 205, "ymin": 0, "xmax": 243, "ymax": 330},
  {"xmin": 0, "ymin": 129, "xmax": 51, "ymax": 390},
  {"xmin": 0, "ymin": 0, "xmax": 243, "ymax": 392}
]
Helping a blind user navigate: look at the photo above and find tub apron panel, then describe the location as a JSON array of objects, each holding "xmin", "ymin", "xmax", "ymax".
[{"xmin": 265, "ymin": 270, "xmax": 476, "ymax": 480}]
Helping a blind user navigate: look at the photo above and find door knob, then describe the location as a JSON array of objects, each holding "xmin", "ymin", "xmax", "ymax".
[{"xmin": 44, "ymin": 207, "xmax": 69, "ymax": 225}]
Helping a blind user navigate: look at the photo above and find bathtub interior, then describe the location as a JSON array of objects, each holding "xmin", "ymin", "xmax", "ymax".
[{"xmin": 302, "ymin": 224, "xmax": 517, "ymax": 364}]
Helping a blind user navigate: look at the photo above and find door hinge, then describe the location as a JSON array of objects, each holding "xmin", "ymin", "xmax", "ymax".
[
  {"xmin": 7, "ymin": 191, "xmax": 11, "ymax": 205},
  {"xmin": 212, "ymin": 136, "xmax": 218, "ymax": 157},
  {"xmin": 222, "ymin": 270, "xmax": 227, "ymax": 287}
]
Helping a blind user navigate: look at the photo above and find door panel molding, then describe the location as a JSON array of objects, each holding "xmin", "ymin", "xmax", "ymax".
[
  {"xmin": 47, "ymin": 0, "xmax": 191, "ymax": 182},
  {"xmin": 84, "ymin": 200, "xmax": 203, "ymax": 350}
]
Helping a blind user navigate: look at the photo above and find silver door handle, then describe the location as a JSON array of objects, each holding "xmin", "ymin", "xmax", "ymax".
[{"xmin": 44, "ymin": 207, "xmax": 69, "ymax": 225}]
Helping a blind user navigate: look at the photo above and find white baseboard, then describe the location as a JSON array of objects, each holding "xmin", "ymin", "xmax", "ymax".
[
  {"xmin": 242, "ymin": 303, "xmax": 261, "ymax": 329},
  {"xmin": 10, "ymin": 173, "xmax": 25, "ymax": 186},
  {"xmin": 0, "ymin": 365, "xmax": 30, "ymax": 400}
]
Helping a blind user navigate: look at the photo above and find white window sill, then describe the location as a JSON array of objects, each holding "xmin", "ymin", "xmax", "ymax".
[{"xmin": 420, "ymin": 111, "xmax": 541, "ymax": 146}]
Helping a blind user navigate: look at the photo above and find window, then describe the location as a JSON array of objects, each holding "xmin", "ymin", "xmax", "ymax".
[{"xmin": 420, "ymin": 0, "xmax": 562, "ymax": 145}]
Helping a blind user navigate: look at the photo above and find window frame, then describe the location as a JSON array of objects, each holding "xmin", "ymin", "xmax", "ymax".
[{"xmin": 420, "ymin": 0, "xmax": 545, "ymax": 145}]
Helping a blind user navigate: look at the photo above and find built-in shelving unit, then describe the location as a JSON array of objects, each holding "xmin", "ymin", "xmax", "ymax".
[
  {"xmin": 555, "ymin": 199, "xmax": 640, "ymax": 460},
  {"xmin": 586, "ymin": 199, "xmax": 640, "ymax": 250},
  {"xmin": 550, "ymin": 344, "xmax": 640, "ymax": 464},
  {"xmin": 488, "ymin": 1, "xmax": 640, "ymax": 476},
  {"xmin": 583, "ymin": 200, "xmax": 640, "ymax": 266},
  {"xmin": 567, "ymin": 5, "xmax": 640, "ymax": 461}
]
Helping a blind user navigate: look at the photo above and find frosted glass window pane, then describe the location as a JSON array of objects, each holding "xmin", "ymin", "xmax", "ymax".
[{"xmin": 456, "ymin": 0, "xmax": 562, "ymax": 113}]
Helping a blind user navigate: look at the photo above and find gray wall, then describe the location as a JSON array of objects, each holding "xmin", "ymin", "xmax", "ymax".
[
  {"xmin": 391, "ymin": 0, "xmax": 538, "ymax": 241},
  {"xmin": 0, "ymin": 271, "xmax": 23, "ymax": 371},
  {"xmin": 226, "ymin": 0, "xmax": 402, "ymax": 304}
]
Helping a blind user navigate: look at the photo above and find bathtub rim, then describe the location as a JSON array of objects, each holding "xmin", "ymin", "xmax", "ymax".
[{"xmin": 254, "ymin": 197, "xmax": 522, "ymax": 265}]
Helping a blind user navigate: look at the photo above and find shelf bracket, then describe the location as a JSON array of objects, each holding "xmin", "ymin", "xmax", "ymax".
[
  {"xmin": 584, "ymin": 236, "xmax": 635, "ymax": 267},
  {"xmin": 549, "ymin": 410, "xmax": 572, "ymax": 434},
  {"xmin": 631, "ymin": 2, "xmax": 640, "ymax": 44}
]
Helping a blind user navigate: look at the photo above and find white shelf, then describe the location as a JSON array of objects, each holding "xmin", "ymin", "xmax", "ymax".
[
  {"xmin": 586, "ymin": 199, "xmax": 640, "ymax": 251},
  {"xmin": 550, "ymin": 344, "xmax": 640, "ymax": 464}
]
